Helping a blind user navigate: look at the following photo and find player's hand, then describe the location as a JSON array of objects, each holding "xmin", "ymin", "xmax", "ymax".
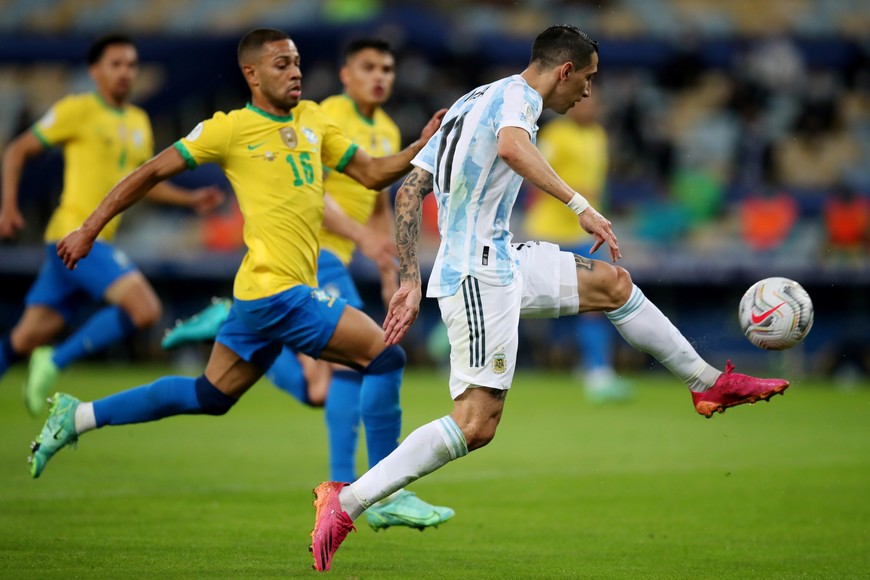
[
  {"xmin": 419, "ymin": 109, "xmax": 448, "ymax": 143},
  {"xmin": 578, "ymin": 207, "xmax": 621, "ymax": 262},
  {"xmin": 57, "ymin": 227, "xmax": 96, "ymax": 270},
  {"xmin": 358, "ymin": 228, "xmax": 398, "ymax": 273},
  {"xmin": 383, "ymin": 282, "xmax": 422, "ymax": 345},
  {"xmin": 0, "ymin": 207, "xmax": 25, "ymax": 239},
  {"xmin": 191, "ymin": 186, "xmax": 225, "ymax": 215}
]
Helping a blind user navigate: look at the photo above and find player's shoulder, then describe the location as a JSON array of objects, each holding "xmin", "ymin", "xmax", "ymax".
[
  {"xmin": 318, "ymin": 94, "xmax": 351, "ymax": 115},
  {"xmin": 50, "ymin": 92, "xmax": 96, "ymax": 113}
]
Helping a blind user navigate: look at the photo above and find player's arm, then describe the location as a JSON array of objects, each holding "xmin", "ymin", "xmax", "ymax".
[
  {"xmin": 383, "ymin": 166, "xmax": 433, "ymax": 345},
  {"xmin": 145, "ymin": 181, "xmax": 224, "ymax": 215},
  {"xmin": 0, "ymin": 131, "xmax": 47, "ymax": 238},
  {"xmin": 342, "ymin": 109, "xmax": 446, "ymax": 191},
  {"xmin": 497, "ymin": 126, "xmax": 621, "ymax": 261},
  {"xmin": 322, "ymin": 192, "xmax": 397, "ymax": 272},
  {"xmin": 57, "ymin": 146, "xmax": 189, "ymax": 269}
]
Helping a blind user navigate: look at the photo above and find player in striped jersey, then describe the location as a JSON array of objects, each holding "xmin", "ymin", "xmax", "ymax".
[{"xmin": 310, "ymin": 24, "xmax": 790, "ymax": 571}]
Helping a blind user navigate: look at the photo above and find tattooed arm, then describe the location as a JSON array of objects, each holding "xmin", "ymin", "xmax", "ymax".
[{"xmin": 383, "ymin": 166, "xmax": 434, "ymax": 344}]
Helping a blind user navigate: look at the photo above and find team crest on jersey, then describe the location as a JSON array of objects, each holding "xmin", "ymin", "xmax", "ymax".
[
  {"xmin": 302, "ymin": 128, "xmax": 318, "ymax": 145},
  {"xmin": 492, "ymin": 352, "xmax": 506, "ymax": 374},
  {"xmin": 311, "ymin": 288, "xmax": 337, "ymax": 307},
  {"xmin": 279, "ymin": 127, "xmax": 298, "ymax": 148},
  {"xmin": 520, "ymin": 102, "xmax": 534, "ymax": 123},
  {"xmin": 132, "ymin": 129, "xmax": 144, "ymax": 147}
]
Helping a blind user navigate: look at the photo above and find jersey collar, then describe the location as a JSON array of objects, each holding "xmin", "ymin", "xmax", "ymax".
[
  {"xmin": 344, "ymin": 94, "xmax": 375, "ymax": 126},
  {"xmin": 94, "ymin": 92, "xmax": 125, "ymax": 115},
  {"xmin": 246, "ymin": 102, "xmax": 294, "ymax": 122}
]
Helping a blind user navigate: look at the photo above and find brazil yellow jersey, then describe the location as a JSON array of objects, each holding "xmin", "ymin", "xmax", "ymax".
[
  {"xmin": 524, "ymin": 118, "xmax": 608, "ymax": 244},
  {"xmin": 318, "ymin": 94, "xmax": 401, "ymax": 264},
  {"xmin": 32, "ymin": 92, "xmax": 154, "ymax": 242},
  {"xmin": 175, "ymin": 102, "xmax": 358, "ymax": 300}
]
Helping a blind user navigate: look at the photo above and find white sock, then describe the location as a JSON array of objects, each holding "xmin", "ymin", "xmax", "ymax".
[
  {"xmin": 340, "ymin": 416, "xmax": 468, "ymax": 521},
  {"xmin": 606, "ymin": 285, "xmax": 721, "ymax": 392},
  {"xmin": 74, "ymin": 402, "xmax": 97, "ymax": 434}
]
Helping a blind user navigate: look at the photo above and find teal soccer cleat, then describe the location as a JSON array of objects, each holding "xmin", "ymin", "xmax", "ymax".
[
  {"xmin": 29, "ymin": 393, "xmax": 79, "ymax": 478},
  {"xmin": 161, "ymin": 297, "xmax": 232, "ymax": 349},
  {"xmin": 23, "ymin": 346, "xmax": 59, "ymax": 417},
  {"xmin": 365, "ymin": 490, "xmax": 455, "ymax": 531}
]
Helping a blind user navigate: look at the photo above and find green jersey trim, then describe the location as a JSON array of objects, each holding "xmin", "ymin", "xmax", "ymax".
[{"xmin": 173, "ymin": 141, "xmax": 198, "ymax": 169}]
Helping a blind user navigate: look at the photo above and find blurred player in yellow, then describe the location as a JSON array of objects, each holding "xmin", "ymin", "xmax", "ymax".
[
  {"xmin": 29, "ymin": 28, "xmax": 451, "ymax": 535},
  {"xmin": 161, "ymin": 38, "xmax": 453, "ymax": 530},
  {"xmin": 0, "ymin": 34, "xmax": 222, "ymax": 416},
  {"xmin": 524, "ymin": 92, "xmax": 631, "ymax": 401}
]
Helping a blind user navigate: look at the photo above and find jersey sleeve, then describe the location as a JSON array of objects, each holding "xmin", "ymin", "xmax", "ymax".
[
  {"xmin": 173, "ymin": 112, "xmax": 232, "ymax": 168},
  {"xmin": 319, "ymin": 110, "xmax": 358, "ymax": 173},
  {"xmin": 494, "ymin": 80, "xmax": 541, "ymax": 139},
  {"xmin": 31, "ymin": 95, "xmax": 85, "ymax": 147},
  {"xmin": 411, "ymin": 131, "xmax": 438, "ymax": 174}
]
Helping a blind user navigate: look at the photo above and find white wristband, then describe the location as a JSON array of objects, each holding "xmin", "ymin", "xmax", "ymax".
[{"xmin": 566, "ymin": 192, "xmax": 590, "ymax": 215}]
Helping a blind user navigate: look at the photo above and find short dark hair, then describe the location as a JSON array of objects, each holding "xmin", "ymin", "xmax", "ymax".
[
  {"xmin": 530, "ymin": 25, "xmax": 598, "ymax": 70},
  {"xmin": 237, "ymin": 28, "xmax": 291, "ymax": 66},
  {"xmin": 87, "ymin": 34, "xmax": 135, "ymax": 65},
  {"xmin": 343, "ymin": 38, "xmax": 393, "ymax": 61}
]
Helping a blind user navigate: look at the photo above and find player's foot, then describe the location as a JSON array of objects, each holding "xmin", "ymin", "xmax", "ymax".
[
  {"xmin": 29, "ymin": 393, "xmax": 79, "ymax": 478},
  {"xmin": 161, "ymin": 297, "xmax": 231, "ymax": 349},
  {"xmin": 310, "ymin": 481, "xmax": 355, "ymax": 572},
  {"xmin": 692, "ymin": 361, "xmax": 789, "ymax": 418},
  {"xmin": 24, "ymin": 346, "xmax": 59, "ymax": 417},
  {"xmin": 583, "ymin": 369, "xmax": 633, "ymax": 404},
  {"xmin": 365, "ymin": 490, "xmax": 455, "ymax": 531}
]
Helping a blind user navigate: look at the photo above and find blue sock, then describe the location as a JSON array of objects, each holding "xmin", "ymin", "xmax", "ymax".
[
  {"xmin": 265, "ymin": 347, "xmax": 310, "ymax": 405},
  {"xmin": 324, "ymin": 370, "xmax": 362, "ymax": 482},
  {"xmin": 576, "ymin": 313, "xmax": 613, "ymax": 371},
  {"xmin": 0, "ymin": 336, "xmax": 23, "ymax": 378},
  {"xmin": 94, "ymin": 375, "xmax": 236, "ymax": 427},
  {"xmin": 360, "ymin": 346, "xmax": 405, "ymax": 469},
  {"xmin": 52, "ymin": 306, "xmax": 136, "ymax": 369}
]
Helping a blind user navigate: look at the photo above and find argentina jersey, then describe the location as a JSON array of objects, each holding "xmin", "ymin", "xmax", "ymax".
[{"xmin": 411, "ymin": 75, "xmax": 543, "ymax": 298}]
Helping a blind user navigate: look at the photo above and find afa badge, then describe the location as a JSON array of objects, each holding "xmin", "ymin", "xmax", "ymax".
[{"xmin": 492, "ymin": 352, "xmax": 506, "ymax": 374}]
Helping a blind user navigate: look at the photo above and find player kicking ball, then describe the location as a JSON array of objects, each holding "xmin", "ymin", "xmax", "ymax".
[{"xmin": 309, "ymin": 25, "xmax": 789, "ymax": 572}]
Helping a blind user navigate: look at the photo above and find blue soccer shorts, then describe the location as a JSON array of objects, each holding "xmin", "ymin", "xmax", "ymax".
[
  {"xmin": 25, "ymin": 241, "xmax": 136, "ymax": 322},
  {"xmin": 316, "ymin": 250, "xmax": 363, "ymax": 309},
  {"xmin": 215, "ymin": 284, "xmax": 348, "ymax": 371}
]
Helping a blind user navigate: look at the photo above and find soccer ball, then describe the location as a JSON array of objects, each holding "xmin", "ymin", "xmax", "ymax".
[{"xmin": 738, "ymin": 277, "xmax": 814, "ymax": 350}]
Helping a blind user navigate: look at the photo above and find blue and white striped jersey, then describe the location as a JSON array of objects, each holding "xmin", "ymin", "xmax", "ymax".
[{"xmin": 412, "ymin": 75, "xmax": 543, "ymax": 298}]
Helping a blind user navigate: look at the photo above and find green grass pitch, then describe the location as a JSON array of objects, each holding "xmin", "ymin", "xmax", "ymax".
[{"xmin": 1, "ymin": 365, "xmax": 868, "ymax": 578}]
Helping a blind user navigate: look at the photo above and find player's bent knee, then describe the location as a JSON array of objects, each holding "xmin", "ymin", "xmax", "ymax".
[
  {"xmin": 362, "ymin": 344, "xmax": 406, "ymax": 375},
  {"xmin": 612, "ymin": 266, "xmax": 633, "ymax": 306},
  {"xmin": 194, "ymin": 375, "xmax": 238, "ymax": 415},
  {"xmin": 129, "ymin": 299, "xmax": 162, "ymax": 329}
]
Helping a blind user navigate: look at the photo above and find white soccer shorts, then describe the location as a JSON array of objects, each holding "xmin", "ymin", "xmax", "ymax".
[{"xmin": 438, "ymin": 241, "xmax": 579, "ymax": 399}]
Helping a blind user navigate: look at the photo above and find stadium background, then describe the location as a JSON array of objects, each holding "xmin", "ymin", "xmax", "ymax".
[{"xmin": 1, "ymin": 0, "xmax": 869, "ymax": 380}]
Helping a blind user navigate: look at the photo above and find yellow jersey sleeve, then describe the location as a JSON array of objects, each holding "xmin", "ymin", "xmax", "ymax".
[
  {"xmin": 32, "ymin": 95, "xmax": 86, "ymax": 147},
  {"xmin": 318, "ymin": 109, "xmax": 358, "ymax": 173},
  {"xmin": 174, "ymin": 112, "xmax": 233, "ymax": 168}
]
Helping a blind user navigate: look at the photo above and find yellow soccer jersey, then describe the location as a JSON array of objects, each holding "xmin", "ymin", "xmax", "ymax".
[
  {"xmin": 318, "ymin": 94, "xmax": 401, "ymax": 264},
  {"xmin": 524, "ymin": 119, "xmax": 608, "ymax": 245},
  {"xmin": 33, "ymin": 92, "xmax": 154, "ymax": 242},
  {"xmin": 174, "ymin": 102, "xmax": 358, "ymax": 300}
]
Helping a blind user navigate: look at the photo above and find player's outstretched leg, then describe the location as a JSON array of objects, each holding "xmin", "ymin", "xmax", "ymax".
[
  {"xmin": 29, "ymin": 393, "xmax": 79, "ymax": 478},
  {"xmin": 603, "ymin": 281, "xmax": 789, "ymax": 417},
  {"xmin": 162, "ymin": 297, "xmax": 231, "ymax": 349},
  {"xmin": 310, "ymin": 481, "xmax": 356, "ymax": 572},
  {"xmin": 690, "ymin": 360, "xmax": 789, "ymax": 417}
]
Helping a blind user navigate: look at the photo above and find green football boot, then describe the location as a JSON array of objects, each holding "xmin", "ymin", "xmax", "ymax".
[
  {"xmin": 161, "ymin": 297, "xmax": 232, "ymax": 349},
  {"xmin": 23, "ymin": 346, "xmax": 59, "ymax": 417},
  {"xmin": 29, "ymin": 393, "xmax": 79, "ymax": 478},
  {"xmin": 365, "ymin": 490, "xmax": 455, "ymax": 531}
]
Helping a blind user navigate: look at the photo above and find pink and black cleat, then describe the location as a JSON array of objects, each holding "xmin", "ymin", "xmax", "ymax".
[{"xmin": 692, "ymin": 361, "xmax": 790, "ymax": 418}]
